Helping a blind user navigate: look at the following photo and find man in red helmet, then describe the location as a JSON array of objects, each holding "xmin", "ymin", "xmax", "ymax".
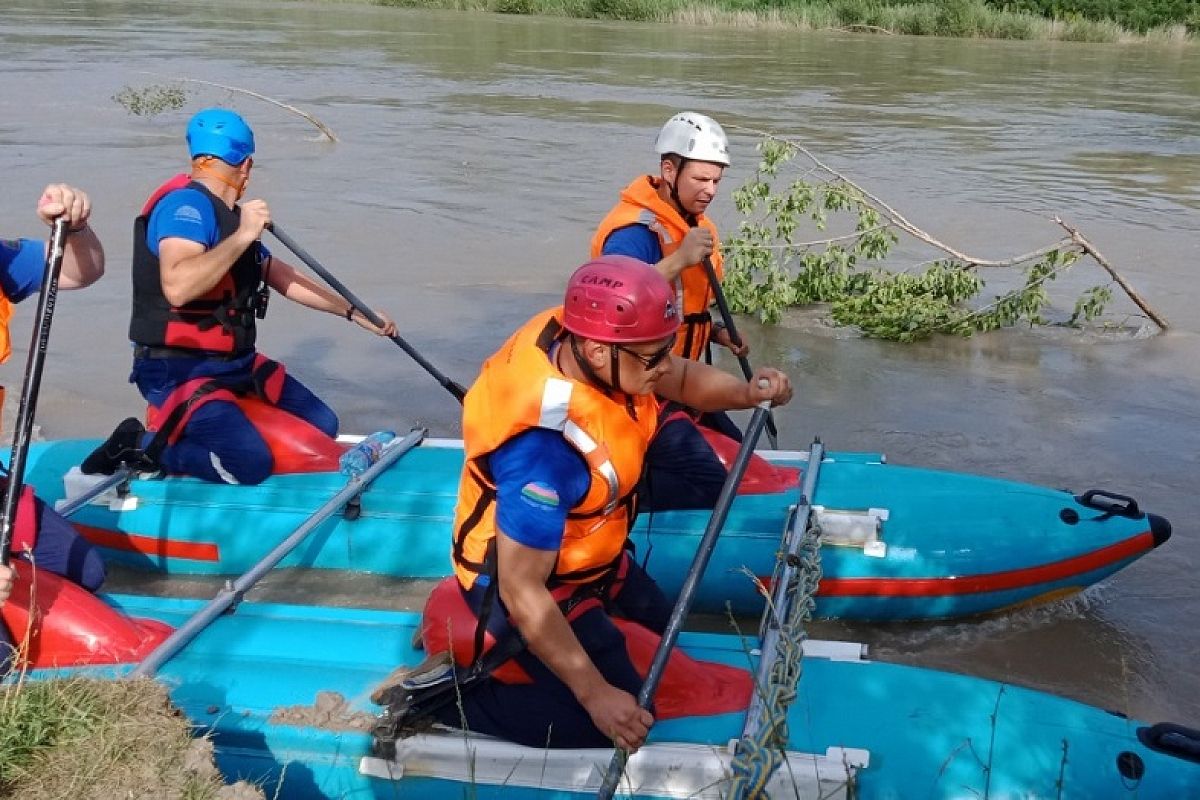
[{"xmin": 433, "ymin": 255, "xmax": 791, "ymax": 752}]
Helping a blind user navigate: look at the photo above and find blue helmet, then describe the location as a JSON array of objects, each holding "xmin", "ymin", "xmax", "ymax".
[{"xmin": 186, "ymin": 108, "xmax": 255, "ymax": 165}]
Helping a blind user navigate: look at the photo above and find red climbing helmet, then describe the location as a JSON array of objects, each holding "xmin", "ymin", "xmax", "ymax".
[{"xmin": 562, "ymin": 255, "xmax": 680, "ymax": 344}]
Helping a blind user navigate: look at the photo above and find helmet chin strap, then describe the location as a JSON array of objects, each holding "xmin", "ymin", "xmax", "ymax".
[
  {"xmin": 567, "ymin": 335, "xmax": 638, "ymax": 421},
  {"xmin": 192, "ymin": 158, "xmax": 249, "ymax": 200}
]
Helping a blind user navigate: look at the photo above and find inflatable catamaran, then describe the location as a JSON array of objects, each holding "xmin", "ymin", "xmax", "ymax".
[
  {"xmin": 23, "ymin": 407, "xmax": 1170, "ymax": 621},
  {"xmin": 3, "ymin": 429, "xmax": 1196, "ymax": 799}
]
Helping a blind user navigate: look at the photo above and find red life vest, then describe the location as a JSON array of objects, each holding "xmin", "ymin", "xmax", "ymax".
[{"xmin": 129, "ymin": 175, "xmax": 267, "ymax": 355}]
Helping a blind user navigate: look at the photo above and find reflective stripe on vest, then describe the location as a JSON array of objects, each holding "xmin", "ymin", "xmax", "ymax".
[{"xmin": 538, "ymin": 377, "xmax": 621, "ymax": 515}]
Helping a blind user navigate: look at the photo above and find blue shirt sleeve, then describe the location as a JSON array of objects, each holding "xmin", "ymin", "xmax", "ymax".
[
  {"xmin": 148, "ymin": 189, "xmax": 270, "ymax": 264},
  {"xmin": 146, "ymin": 188, "xmax": 221, "ymax": 256},
  {"xmin": 601, "ymin": 224, "xmax": 663, "ymax": 265},
  {"xmin": 491, "ymin": 427, "xmax": 591, "ymax": 552},
  {"xmin": 0, "ymin": 238, "xmax": 48, "ymax": 303}
]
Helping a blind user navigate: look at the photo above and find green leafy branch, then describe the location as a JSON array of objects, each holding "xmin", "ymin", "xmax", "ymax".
[
  {"xmin": 114, "ymin": 74, "xmax": 338, "ymax": 142},
  {"xmin": 113, "ymin": 84, "xmax": 189, "ymax": 117},
  {"xmin": 722, "ymin": 130, "xmax": 1167, "ymax": 341}
]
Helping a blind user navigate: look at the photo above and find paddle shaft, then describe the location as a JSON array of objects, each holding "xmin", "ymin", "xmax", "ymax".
[
  {"xmin": 739, "ymin": 439, "xmax": 825, "ymax": 741},
  {"xmin": 128, "ymin": 428, "xmax": 426, "ymax": 678},
  {"xmin": 701, "ymin": 256, "xmax": 780, "ymax": 448},
  {"xmin": 596, "ymin": 398, "xmax": 774, "ymax": 800},
  {"xmin": 267, "ymin": 223, "xmax": 467, "ymax": 403},
  {"xmin": 0, "ymin": 219, "xmax": 69, "ymax": 564}
]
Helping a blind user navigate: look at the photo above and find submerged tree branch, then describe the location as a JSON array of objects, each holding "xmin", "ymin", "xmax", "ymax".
[
  {"xmin": 729, "ymin": 124, "xmax": 1169, "ymax": 332},
  {"xmin": 726, "ymin": 225, "xmax": 888, "ymax": 251},
  {"xmin": 732, "ymin": 124, "xmax": 1072, "ymax": 266},
  {"xmin": 1054, "ymin": 216, "xmax": 1169, "ymax": 330},
  {"xmin": 139, "ymin": 73, "xmax": 338, "ymax": 142}
]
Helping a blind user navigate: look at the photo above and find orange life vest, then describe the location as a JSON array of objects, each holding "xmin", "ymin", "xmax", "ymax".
[
  {"xmin": 451, "ymin": 308, "xmax": 658, "ymax": 591},
  {"xmin": 0, "ymin": 289, "xmax": 13, "ymax": 425},
  {"xmin": 0, "ymin": 292, "xmax": 12, "ymax": 366},
  {"xmin": 591, "ymin": 175, "xmax": 723, "ymax": 362}
]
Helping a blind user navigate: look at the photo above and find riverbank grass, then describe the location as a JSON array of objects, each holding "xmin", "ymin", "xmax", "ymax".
[
  {"xmin": 0, "ymin": 674, "xmax": 264, "ymax": 800},
  {"xmin": 370, "ymin": 0, "xmax": 1195, "ymax": 43}
]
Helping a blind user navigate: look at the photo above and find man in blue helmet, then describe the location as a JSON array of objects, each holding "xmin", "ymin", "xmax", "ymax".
[{"xmin": 81, "ymin": 108, "xmax": 398, "ymax": 485}]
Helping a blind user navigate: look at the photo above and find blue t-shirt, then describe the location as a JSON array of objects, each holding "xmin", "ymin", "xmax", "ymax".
[
  {"xmin": 601, "ymin": 223, "xmax": 663, "ymax": 265},
  {"xmin": 0, "ymin": 238, "xmax": 48, "ymax": 303},
  {"xmin": 146, "ymin": 188, "xmax": 269, "ymax": 260},
  {"xmin": 491, "ymin": 427, "xmax": 590, "ymax": 553}
]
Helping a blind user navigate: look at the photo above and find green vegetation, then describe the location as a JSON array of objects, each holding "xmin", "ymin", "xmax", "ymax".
[
  {"xmin": 114, "ymin": 84, "xmax": 190, "ymax": 117},
  {"xmin": 370, "ymin": 0, "xmax": 1197, "ymax": 42},
  {"xmin": 995, "ymin": 0, "xmax": 1199, "ymax": 33},
  {"xmin": 722, "ymin": 136, "xmax": 1117, "ymax": 341},
  {"xmin": 1, "ymin": 675, "xmax": 263, "ymax": 799}
]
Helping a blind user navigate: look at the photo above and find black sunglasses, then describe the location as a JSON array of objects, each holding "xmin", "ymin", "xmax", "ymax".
[{"xmin": 613, "ymin": 337, "xmax": 675, "ymax": 370}]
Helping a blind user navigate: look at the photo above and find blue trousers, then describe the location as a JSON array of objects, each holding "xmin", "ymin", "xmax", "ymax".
[
  {"xmin": 132, "ymin": 352, "xmax": 338, "ymax": 485},
  {"xmin": 435, "ymin": 555, "xmax": 672, "ymax": 748},
  {"xmin": 639, "ymin": 412, "xmax": 738, "ymax": 512},
  {"xmin": 2, "ymin": 494, "xmax": 106, "ymax": 667}
]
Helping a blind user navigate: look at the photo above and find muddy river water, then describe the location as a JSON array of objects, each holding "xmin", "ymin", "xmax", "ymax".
[{"xmin": 1, "ymin": 0, "xmax": 1197, "ymax": 728}]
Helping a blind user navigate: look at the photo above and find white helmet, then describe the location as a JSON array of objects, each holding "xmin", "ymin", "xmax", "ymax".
[{"xmin": 654, "ymin": 112, "xmax": 730, "ymax": 167}]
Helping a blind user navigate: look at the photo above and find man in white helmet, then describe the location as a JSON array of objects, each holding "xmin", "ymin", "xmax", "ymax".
[
  {"xmin": 592, "ymin": 112, "xmax": 745, "ymax": 367},
  {"xmin": 590, "ymin": 113, "xmax": 751, "ymax": 511}
]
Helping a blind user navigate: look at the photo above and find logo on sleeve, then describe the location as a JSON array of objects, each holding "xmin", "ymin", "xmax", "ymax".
[
  {"xmin": 519, "ymin": 482, "xmax": 560, "ymax": 510},
  {"xmin": 172, "ymin": 204, "xmax": 203, "ymax": 224}
]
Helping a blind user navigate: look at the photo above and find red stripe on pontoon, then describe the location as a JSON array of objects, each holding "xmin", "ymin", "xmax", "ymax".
[
  {"xmin": 811, "ymin": 531, "xmax": 1155, "ymax": 598},
  {"xmin": 75, "ymin": 524, "xmax": 221, "ymax": 562}
]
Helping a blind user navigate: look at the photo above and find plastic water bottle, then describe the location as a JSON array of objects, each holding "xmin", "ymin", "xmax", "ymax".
[{"xmin": 339, "ymin": 430, "xmax": 396, "ymax": 476}]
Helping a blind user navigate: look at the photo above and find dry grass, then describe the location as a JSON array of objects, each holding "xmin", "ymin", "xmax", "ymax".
[{"xmin": 0, "ymin": 675, "xmax": 264, "ymax": 800}]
